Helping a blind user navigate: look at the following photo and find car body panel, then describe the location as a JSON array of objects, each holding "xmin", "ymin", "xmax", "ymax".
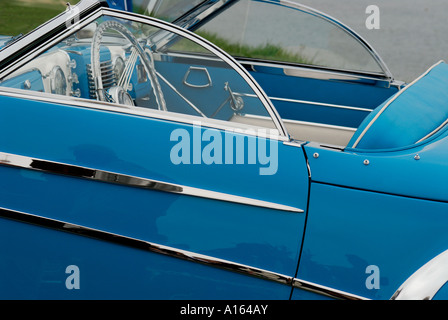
[
  {"xmin": 0, "ymin": 87, "xmax": 308, "ymax": 297},
  {"xmin": 0, "ymin": 213, "xmax": 292, "ymax": 299},
  {"xmin": 297, "ymin": 182, "xmax": 448, "ymax": 300}
]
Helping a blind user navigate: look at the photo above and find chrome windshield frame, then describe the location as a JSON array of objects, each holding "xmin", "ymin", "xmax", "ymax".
[{"xmin": 0, "ymin": 0, "xmax": 289, "ymax": 139}]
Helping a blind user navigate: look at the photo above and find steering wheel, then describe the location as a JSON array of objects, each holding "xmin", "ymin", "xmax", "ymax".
[{"xmin": 91, "ymin": 20, "xmax": 167, "ymax": 111}]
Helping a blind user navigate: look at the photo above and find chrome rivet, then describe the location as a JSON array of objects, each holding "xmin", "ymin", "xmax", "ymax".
[
  {"xmin": 414, "ymin": 154, "xmax": 421, "ymax": 160},
  {"xmin": 363, "ymin": 159, "xmax": 370, "ymax": 166},
  {"xmin": 313, "ymin": 153, "xmax": 319, "ymax": 159}
]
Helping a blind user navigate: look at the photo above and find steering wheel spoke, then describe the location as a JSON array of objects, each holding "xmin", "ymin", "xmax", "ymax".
[{"xmin": 91, "ymin": 20, "xmax": 167, "ymax": 111}]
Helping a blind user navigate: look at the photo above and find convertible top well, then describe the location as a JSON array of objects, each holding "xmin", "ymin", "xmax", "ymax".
[{"xmin": 349, "ymin": 61, "xmax": 448, "ymax": 150}]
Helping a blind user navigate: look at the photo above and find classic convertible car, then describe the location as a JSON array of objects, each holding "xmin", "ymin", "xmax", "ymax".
[{"xmin": 0, "ymin": 0, "xmax": 447, "ymax": 300}]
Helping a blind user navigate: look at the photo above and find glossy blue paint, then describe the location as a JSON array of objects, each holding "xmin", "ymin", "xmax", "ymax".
[
  {"xmin": 300, "ymin": 133, "xmax": 448, "ymax": 299},
  {"xmin": 305, "ymin": 131, "xmax": 448, "ymax": 202},
  {"xmin": 0, "ymin": 216, "xmax": 290, "ymax": 299},
  {"xmin": 0, "ymin": 94, "xmax": 309, "ymax": 297},
  {"xmin": 297, "ymin": 182, "xmax": 448, "ymax": 300}
]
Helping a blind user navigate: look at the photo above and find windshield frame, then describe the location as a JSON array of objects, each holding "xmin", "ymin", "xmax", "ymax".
[{"xmin": 0, "ymin": 2, "xmax": 290, "ymax": 140}]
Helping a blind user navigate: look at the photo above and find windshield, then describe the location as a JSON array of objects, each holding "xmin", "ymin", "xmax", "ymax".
[
  {"xmin": 0, "ymin": 11, "xmax": 278, "ymax": 132},
  {"xmin": 193, "ymin": 0, "xmax": 385, "ymax": 74}
]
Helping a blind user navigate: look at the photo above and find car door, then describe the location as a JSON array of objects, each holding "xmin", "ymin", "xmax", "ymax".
[{"xmin": 0, "ymin": 6, "xmax": 309, "ymax": 299}]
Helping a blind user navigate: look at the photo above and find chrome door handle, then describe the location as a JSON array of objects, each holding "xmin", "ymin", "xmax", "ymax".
[{"xmin": 183, "ymin": 67, "xmax": 213, "ymax": 88}]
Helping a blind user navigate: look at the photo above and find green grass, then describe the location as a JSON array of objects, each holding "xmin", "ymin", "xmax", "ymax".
[
  {"xmin": 169, "ymin": 30, "xmax": 315, "ymax": 65},
  {"xmin": 196, "ymin": 31, "xmax": 315, "ymax": 65},
  {"xmin": 0, "ymin": 0, "xmax": 79, "ymax": 36}
]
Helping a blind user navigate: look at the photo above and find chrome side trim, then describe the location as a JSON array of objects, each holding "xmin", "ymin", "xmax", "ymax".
[
  {"xmin": 0, "ymin": 206, "xmax": 366, "ymax": 300},
  {"xmin": 350, "ymin": 61, "xmax": 444, "ymax": 149},
  {"xmin": 416, "ymin": 118, "xmax": 448, "ymax": 144},
  {"xmin": 292, "ymin": 279, "xmax": 367, "ymax": 300},
  {"xmin": 391, "ymin": 249, "xmax": 448, "ymax": 300},
  {"xmin": 281, "ymin": 118, "xmax": 358, "ymax": 132},
  {"xmin": 0, "ymin": 151, "xmax": 303, "ymax": 213}
]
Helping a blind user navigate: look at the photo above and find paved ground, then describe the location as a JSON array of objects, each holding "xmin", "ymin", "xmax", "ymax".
[{"xmin": 293, "ymin": 0, "xmax": 448, "ymax": 83}]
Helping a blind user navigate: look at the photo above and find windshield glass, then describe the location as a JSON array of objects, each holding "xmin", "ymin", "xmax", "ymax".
[
  {"xmin": 0, "ymin": 12, "xmax": 278, "ymax": 131},
  {"xmin": 193, "ymin": 0, "xmax": 384, "ymax": 74}
]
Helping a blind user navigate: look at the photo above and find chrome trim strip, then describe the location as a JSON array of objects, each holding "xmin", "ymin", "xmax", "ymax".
[
  {"xmin": 233, "ymin": 112, "xmax": 358, "ymax": 132},
  {"xmin": 282, "ymin": 118, "xmax": 358, "ymax": 132},
  {"xmin": 350, "ymin": 61, "xmax": 444, "ymax": 149},
  {"xmin": 0, "ymin": 151, "xmax": 303, "ymax": 213},
  {"xmin": 416, "ymin": 117, "xmax": 448, "ymax": 144},
  {"xmin": 391, "ymin": 249, "xmax": 448, "ymax": 300},
  {"xmin": 292, "ymin": 279, "xmax": 368, "ymax": 300},
  {"xmin": 0, "ymin": 206, "xmax": 366, "ymax": 300}
]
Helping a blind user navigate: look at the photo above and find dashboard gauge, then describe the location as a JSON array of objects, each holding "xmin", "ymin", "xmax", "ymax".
[{"xmin": 50, "ymin": 66, "xmax": 67, "ymax": 95}]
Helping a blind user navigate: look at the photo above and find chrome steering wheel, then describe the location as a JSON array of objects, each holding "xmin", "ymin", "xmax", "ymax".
[{"xmin": 91, "ymin": 20, "xmax": 167, "ymax": 111}]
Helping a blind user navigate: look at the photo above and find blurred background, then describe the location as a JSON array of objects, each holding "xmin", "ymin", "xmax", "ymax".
[
  {"xmin": 1, "ymin": 0, "xmax": 447, "ymax": 83},
  {"xmin": 0, "ymin": 0, "xmax": 78, "ymax": 36}
]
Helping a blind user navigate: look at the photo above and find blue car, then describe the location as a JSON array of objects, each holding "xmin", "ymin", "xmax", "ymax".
[{"xmin": 0, "ymin": 0, "xmax": 447, "ymax": 300}]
